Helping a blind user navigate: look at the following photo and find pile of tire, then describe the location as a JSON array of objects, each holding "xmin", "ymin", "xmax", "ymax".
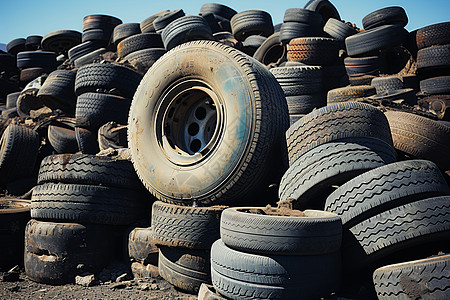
[{"xmin": 25, "ymin": 153, "xmax": 150, "ymax": 284}]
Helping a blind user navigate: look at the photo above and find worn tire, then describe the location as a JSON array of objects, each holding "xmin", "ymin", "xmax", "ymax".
[
  {"xmin": 285, "ymin": 94, "xmax": 326, "ymax": 115},
  {"xmin": 324, "ymin": 18, "xmax": 357, "ymax": 41},
  {"xmin": 37, "ymin": 69, "xmax": 77, "ymax": 115},
  {"xmin": 420, "ymin": 76, "xmax": 450, "ymax": 95},
  {"xmin": 362, "ymin": 6, "xmax": 408, "ymax": 30},
  {"xmin": 327, "ymin": 85, "xmax": 376, "ymax": 103},
  {"xmin": 140, "ymin": 10, "xmax": 171, "ymax": 33},
  {"xmin": 270, "ymin": 65, "xmax": 323, "ymax": 95},
  {"xmin": 112, "ymin": 23, "xmax": 141, "ymax": 45},
  {"xmin": 117, "ymin": 33, "xmax": 163, "ymax": 58},
  {"xmin": 416, "ymin": 22, "xmax": 450, "ymax": 50},
  {"xmin": 288, "ymin": 37, "xmax": 339, "ymax": 65},
  {"xmin": 417, "ymin": 44, "xmax": 450, "ymax": 70},
  {"xmin": 128, "ymin": 227, "xmax": 158, "ymax": 264},
  {"xmin": 122, "ymin": 48, "xmax": 166, "ymax": 74},
  {"xmin": 75, "ymin": 127, "xmax": 99, "ymax": 154},
  {"xmin": 161, "ymin": 15, "xmax": 214, "ymax": 50},
  {"xmin": 98, "ymin": 122, "xmax": 128, "ymax": 150},
  {"xmin": 73, "ymin": 48, "xmax": 107, "ymax": 68},
  {"xmin": 16, "ymin": 51, "xmax": 57, "ymax": 69},
  {"xmin": 253, "ymin": 32, "xmax": 286, "ymax": 67},
  {"xmin": 153, "ymin": 9, "xmax": 185, "ymax": 33},
  {"xmin": 230, "ymin": 10, "xmax": 274, "ymax": 41},
  {"xmin": 344, "ymin": 56, "xmax": 380, "ymax": 77},
  {"xmin": 41, "ymin": 30, "xmax": 82, "ymax": 53},
  {"xmin": 279, "ymin": 22, "xmax": 321, "ymax": 44},
  {"xmin": 283, "ymin": 8, "xmax": 323, "ymax": 27},
  {"xmin": 47, "ymin": 125, "xmax": 78, "ymax": 154}
]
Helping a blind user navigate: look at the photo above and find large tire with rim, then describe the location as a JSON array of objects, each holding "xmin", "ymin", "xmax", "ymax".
[{"xmin": 128, "ymin": 40, "xmax": 289, "ymax": 206}]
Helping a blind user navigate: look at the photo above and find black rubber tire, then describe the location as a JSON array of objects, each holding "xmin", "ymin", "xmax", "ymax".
[
  {"xmin": 37, "ymin": 69, "xmax": 77, "ymax": 115},
  {"xmin": 349, "ymin": 74, "xmax": 376, "ymax": 86},
  {"xmin": 327, "ymin": 85, "xmax": 376, "ymax": 103},
  {"xmin": 68, "ymin": 41, "xmax": 104, "ymax": 60},
  {"xmin": 322, "ymin": 64, "xmax": 349, "ymax": 91},
  {"xmin": 151, "ymin": 201, "xmax": 226, "ymax": 249},
  {"xmin": 0, "ymin": 53, "xmax": 16, "ymax": 72},
  {"xmin": 324, "ymin": 18, "xmax": 357, "ymax": 41},
  {"xmin": 75, "ymin": 92, "xmax": 131, "ymax": 130},
  {"xmin": 112, "ymin": 23, "xmax": 141, "ymax": 45},
  {"xmin": 128, "ymin": 40, "xmax": 289, "ymax": 206},
  {"xmin": 362, "ymin": 6, "xmax": 408, "ymax": 30},
  {"xmin": 161, "ymin": 15, "xmax": 214, "ymax": 50},
  {"xmin": 344, "ymin": 56, "xmax": 380, "ymax": 77},
  {"xmin": 283, "ymin": 8, "xmax": 323, "ymax": 27},
  {"xmin": 200, "ymin": 3, "xmax": 237, "ymax": 20},
  {"xmin": 25, "ymin": 35, "xmax": 43, "ymax": 51},
  {"xmin": 270, "ymin": 65, "xmax": 323, "ymax": 95},
  {"xmin": 211, "ymin": 239, "xmax": 341, "ymax": 300},
  {"xmin": 416, "ymin": 22, "xmax": 450, "ymax": 50},
  {"xmin": 417, "ymin": 44, "xmax": 450, "ymax": 70},
  {"xmin": 74, "ymin": 63, "xmax": 142, "ymax": 98},
  {"xmin": 158, "ymin": 247, "xmax": 210, "ymax": 294},
  {"xmin": 16, "ymin": 51, "xmax": 57, "ymax": 69},
  {"xmin": 373, "ymin": 254, "xmax": 450, "ymax": 300},
  {"xmin": 343, "ymin": 196, "xmax": 450, "ymax": 272},
  {"xmin": 73, "ymin": 48, "xmax": 107, "ymax": 68},
  {"xmin": 420, "ymin": 76, "xmax": 450, "ymax": 95},
  {"xmin": 279, "ymin": 22, "xmax": 320, "ymax": 44},
  {"xmin": 242, "ymin": 34, "xmax": 266, "ymax": 48},
  {"xmin": 37, "ymin": 153, "xmax": 142, "ymax": 189},
  {"xmin": 253, "ymin": 32, "xmax": 286, "ymax": 67},
  {"xmin": 31, "ymin": 183, "xmax": 147, "ymax": 225},
  {"xmin": 201, "ymin": 13, "xmax": 221, "ymax": 34},
  {"xmin": 286, "ymin": 102, "xmax": 393, "ymax": 165},
  {"xmin": 6, "ymin": 38, "xmax": 26, "ymax": 55},
  {"xmin": 371, "ymin": 76, "xmax": 404, "ymax": 93},
  {"xmin": 117, "ymin": 33, "xmax": 163, "ymax": 58},
  {"xmin": 285, "ymin": 94, "xmax": 326, "ymax": 115},
  {"xmin": 81, "ymin": 28, "xmax": 111, "ymax": 43},
  {"xmin": 6, "ymin": 92, "xmax": 20, "ymax": 109},
  {"xmin": 24, "ymin": 219, "xmax": 115, "ymax": 284},
  {"xmin": 128, "ymin": 227, "xmax": 158, "ymax": 264},
  {"xmin": 370, "ymin": 88, "xmax": 417, "ymax": 105},
  {"xmin": 140, "ymin": 10, "xmax": 171, "ymax": 33},
  {"xmin": 325, "ymin": 159, "xmax": 450, "ymax": 228},
  {"xmin": 82, "ymin": 14, "xmax": 122, "ymax": 32},
  {"xmin": 0, "ymin": 198, "xmax": 30, "ymax": 268},
  {"xmin": 47, "ymin": 125, "xmax": 78, "ymax": 154},
  {"xmin": 98, "ymin": 122, "xmax": 128, "ymax": 150},
  {"xmin": 305, "ymin": 0, "xmax": 341, "ymax": 21},
  {"xmin": 279, "ymin": 141, "xmax": 393, "ymax": 209},
  {"xmin": 0, "ymin": 125, "xmax": 40, "ymax": 185},
  {"xmin": 220, "ymin": 207, "xmax": 342, "ymax": 255},
  {"xmin": 385, "ymin": 110, "xmax": 450, "ymax": 170},
  {"xmin": 122, "ymin": 48, "xmax": 166, "ymax": 74},
  {"xmin": 19, "ymin": 67, "xmax": 53, "ymax": 83},
  {"xmin": 345, "ymin": 25, "xmax": 408, "ymax": 57},
  {"xmin": 288, "ymin": 37, "xmax": 339, "ymax": 65},
  {"xmin": 153, "ymin": 9, "xmax": 185, "ymax": 33},
  {"xmin": 75, "ymin": 127, "xmax": 99, "ymax": 154},
  {"xmin": 41, "ymin": 30, "xmax": 82, "ymax": 53},
  {"xmin": 230, "ymin": 10, "xmax": 274, "ymax": 41}
]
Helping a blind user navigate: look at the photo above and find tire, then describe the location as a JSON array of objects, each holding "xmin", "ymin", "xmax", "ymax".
[
  {"xmin": 285, "ymin": 94, "xmax": 326, "ymax": 115},
  {"xmin": 128, "ymin": 40, "xmax": 289, "ymax": 206},
  {"xmin": 305, "ymin": 0, "xmax": 341, "ymax": 22},
  {"xmin": 6, "ymin": 92, "xmax": 20, "ymax": 109},
  {"xmin": 82, "ymin": 14, "xmax": 122, "ymax": 32},
  {"xmin": 31, "ymin": 183, "xmax": 147, "ymax": 225},
  {"xmin": 74, "ymin": 63, "xmax": 142, "ymax": 98},
  {"xmin": 75, "ymin": 127, "xmax": 99, "ymax": 154},
  {"xmin": 19, "ymin": 67, "xmax": 53, "ymax": 83},
  {"xmin": 279, "ymin": 22, "xmax": 320, "ymax": 44},
  {"xmin": 211, "ymin": 239, "xmax": 341, "ymax": 300},
  {"xmin": 37, "ymin": 153, "xmax": 142, "ymax": 190},
  {"xmin": 417, "ymin": 44, "xmax": 450, "ymax": 70},
  {"xmin": 270, "ymin": 65, "xmax": 323, "ymax": 95},
  {"xmin": 153, "ymin": 9, "xmax": 185, "ymax": 33},
  {"xmin": 230, "ymin": 10, "xmax": 274, "ymax": 41},
  {"xmin": 371, "ymin": 76, "xmax": 404, "ymax": 93},
  {"xmin": 345, "ymin": 25, "xmax": 408, "ymax": 57},
  {"xmin": 161, "ymin": 15, "xmax": 213, "ymax": 50},
  {"xmin": 416, "ymin": 22, "xmax": 450, "ymax": 50},
  {"xmin": 122, "ymin": 48, "xmax": 166, "ymax": 74},
  {"xmin": 112, "ymin": 23, "xmax": 141, "ymax": 45},
  {"xmin": 16, "ymin": 51, "xmax": 57, "ymax": 69},
  {"xmin": 220, "ymin": 207, "xmax": 342, "ymax": 255},
  {"xmin": 344, "ymin": 56, "xmax": 380, "ymax": 77},
  {"xmin": 420, "ymin": 76, "xmax": 450, "ymax": 94},
  {"xmin": 6, "ymin": 38, "xmax": 26, "ymax": 55},
  {"xmin": 322, "ymin": 64, "xmax": 349, "ymax": 91},
  {"xmin": 68, "ymin": 41, "xmax": 104, "ymax": 60},
  {"xmin": 37, "ymin": 69, "xmax": 77, "ymax": 115},
  {"xmin": 98, "ymin": 122, "xmax": 128, "ymax": 150},
  {"xmin": 73, "ymin": 48, "xmax": 107, "ymax": 68},
  {"xmin": 253, "ymin": 32, "xmax": 286, "ymax": 67},
  {"xmin": 287, "ymin": 37, "xmax": 339, "ymax": 65},
  {"xmin": 283, "ymin": 8, "xmax": 323, "ymax": 27},
  {"xmin": 200, "ymin": 3, "xmax": 237, "ymax": 20},
  {"xmin": 325, "ymin": 160, "xmax": 450, "ymax": 227},
  {"xmin": 0, "ymin": 53, "xmax": 16, "ymax": 72},
  {"xmin": 327, "ymin": 85, "xmax": 376, "ymax": 103},
  {"xmin": 151, "ymin": 201, "xmax": 226, "ymax": 249},
  {"xmin": 41, "ymin": 30, "xmax": 82, "ymax": 53},
  {"xmin": 343, "ymin": 196, "xmax": 450, "ymax": 272},
  {"xmin": 0, "ymin": 125, "xmax": 40, "ymax": 185},
  {"xmin": 373, "ymin": 254, "xmax": 450, "ymax": 300},
  {"xmin": 385, "ymin": 110, "xmax": 450, "ymax": 170},
  {"xmin": 24, "ymin": 219, "xmax": 115, "ymax": 284},
  {"xmin": 0, "ymin": 198, "xmax": 30, "ymax": 268},
  {"xmin": 362, "ymin": 6, "xmax": 408, "ymax": 30},
  {"xmin": 1, "ymin": 107, "xmax": 18, "ymax": 119},
  {"xmin": 140, "ymin": 10, "xmax": 170, "ymax": 33},
  {"xmin": 279, "ymin": 141, "xmax": 392, "ymax": 209},
  {"xmin": 117, "ymin": 33, "xmax": 163, "ymax": 58},
  {"xmin": 286, "ymin": 102, "xmax": 393, "ymax": 165},
  {"xmin": 75, "ymin": 92, "xmax": 131, "ymax": 130},
  {"xmin": 158, "ymin": 247, "xmax": 210, "ymax": 294},
  {"xmin": 25, "ymin": 35, "xmax": 43, "ymax": 51},
  {"xmin": 370, "ymin": 88, "xmax": 417, "ymax": 105},
  {"xmin": 47, "ymin": 125, "xmax": 78, "ymax": 154},
  {"xmin": 81, "ymin": 28, "xmax": 111, "ymax": 43},
  {"xmin": 128, "ymin": 227, "xmax": 158, "ymax": 264},
  {"xmin": 349, "ymin": 74, "xmax": 376, "ymax": 86},
  {"xmin": 324, "ymin": 18, "xmax": 357, "ymax": 41}
]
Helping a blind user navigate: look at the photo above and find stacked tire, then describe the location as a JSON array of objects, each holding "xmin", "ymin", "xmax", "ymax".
[
  {"xmin": 27, "ymin": 153, "xmax": 150, "ymax": 284},
  {"xmin": 211, "ymin": 207, "xmax": 342, "ymax": 299},
  {"xmin": 128, "ymin": 227, "xmax": 160, "ymax": 279},
  {"xmin": 279, "ymin": 8, "xmax": 323, "ymax": 45}
]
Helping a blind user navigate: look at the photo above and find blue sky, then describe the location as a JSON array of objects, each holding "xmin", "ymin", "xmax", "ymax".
[{"xmin": 1, "ymin": 0, "xmax": 449, "ymax": 45}]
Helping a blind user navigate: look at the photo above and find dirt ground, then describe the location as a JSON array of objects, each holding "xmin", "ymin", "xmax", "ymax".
[{"xmin": 0, "ymin": 269, "xmax": 197, "ymax": 300}]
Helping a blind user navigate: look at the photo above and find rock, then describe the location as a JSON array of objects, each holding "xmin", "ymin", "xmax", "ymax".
[
  {"xmin": 138, "ymin": 283, "xmax": 150, "ymax": 291},
  {"xmin": 110, "ymin": 281, "xmax": 132, "ymax": 289},
  {"xmin": 75, "ymin": 273, "xmax": 95, "ymax": 287},
  {"xmin": 150, "ymin": 283, "xmax": 159, "ymax": 290},
  {"xmin": 115, "ymin": 273, "xmax": 129, "ymax": 282}
]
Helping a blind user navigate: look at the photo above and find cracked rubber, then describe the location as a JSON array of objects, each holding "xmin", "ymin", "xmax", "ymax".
[
  {"xmin": 288, "ymin": 37, "xmax": 339, "ymax": 65},
  {"xmin": 128, "ymin": 227, "xmax": 158, "ymax": 264},
  {"xmin": 220, "ymin": 207, "xmax": 342, "ymax": 255},
  {"xmin": 416, "ymin": 22, "xmax": 450, "ymax": 50},
  {"xmin": 151, "ymin": 201, "xmax": 226, "ymax": 249},
  {"xmin": 117, "ymin": 33, "xmax": 163, "ymax": 58},
  {"xmin": 327, "ymin": 85, "xmax": 376, "ymax": 103},
  {"xmin": 325, "ymin": 160, "xmax": 450, "ymax": 228}
]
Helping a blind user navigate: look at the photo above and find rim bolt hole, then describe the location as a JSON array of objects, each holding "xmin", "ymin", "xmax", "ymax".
[
  {"xmin": 190, "ymin": 139, "xmax": 201, "ymax": 153},
  {"xmin": 188, "ymin": 123, "xmax": 199, "ymax": 136},
  {"xmin": 195, "ymin": 107, "xmax": 207, "ymax": 120}
]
